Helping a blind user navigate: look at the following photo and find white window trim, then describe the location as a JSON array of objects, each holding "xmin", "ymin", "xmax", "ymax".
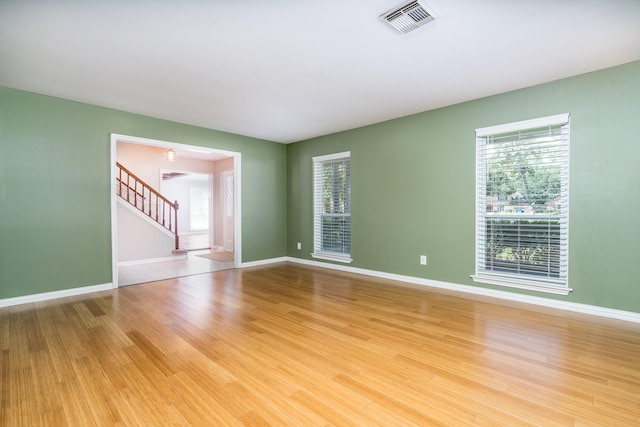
[
  {"xmin": 312, "ymin": 151, "xmax": 352, "ymax": 264},
  {"xmin": 476, "ymin": 114, "xmax": 569, "ymax": 137},
  {"xmin": 311, "ymin": 252, "xmax": 353, "ymax": 264},
  {"xmin": 312, "ymin": 151, "xmax": 351, "ymax": 163},
  {"xmin": 472, "ymin": 114, "xmax": 572, "ymax": 295},
  {"xmin": 471, "ymin": 273, "xmax": 572, "ymax": 295}
]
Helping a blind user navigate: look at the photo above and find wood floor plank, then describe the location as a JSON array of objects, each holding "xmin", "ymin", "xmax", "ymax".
[
  {"xmin": 2, "ymin": 263, "xmax": 640, "ymax": 425},
  {"xmin": 333, "ymin": 373, "xmax": 452, "ymax": 426}
]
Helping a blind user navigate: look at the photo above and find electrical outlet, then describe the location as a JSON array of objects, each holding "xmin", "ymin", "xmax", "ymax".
[
  {"xmin": 297, "ymin": 242, "xmax": 302, "ymax": 250},
  {"xmin": 420, "ymin": 255, "xmax": 427, "ymax": 265}
]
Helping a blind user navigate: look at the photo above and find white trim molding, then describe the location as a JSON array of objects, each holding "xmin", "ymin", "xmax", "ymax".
[
  {"xmin": 476, "ymin": 113, "xmax": 570, "ymax": 137},
  {"xmin": 0, "ymin": 283, "xmax": 113, "ymax": 308},
  {"xmin": 310, "ymin": 253, "xmax": 353, "ymax": 264},
  {"xmin": 312, "ymin": 151, "xmax": 351, "ymax": 163},
  {"xmin": 280, "ymin": 257, "xmax": 640, "ymax": 324},
  {"xmin": 4, "ymin": 258, "xmax": 638, "ymax": 324},
  {"xmin": 240, "ymin": 257, "xmax": 289, "ymax": 268},
  {"xmin": 118, "ymin": 254, "xmax": 187, "ymax": 267},
  {"xmin": 471, "ymin": 274, "xmax": 572, "ymax": 295}
]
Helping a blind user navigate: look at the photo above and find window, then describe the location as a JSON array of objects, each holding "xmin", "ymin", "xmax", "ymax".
[
  {"xmin": 312, "ymin": 152, "xmax": 352, "ymax": 263},
  {"xmin": 473, "ymin": 114, "xmax": 571, "ymax": 295}
]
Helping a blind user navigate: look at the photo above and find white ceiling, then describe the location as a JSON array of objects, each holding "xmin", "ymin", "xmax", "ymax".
[{"xmin": 1, "ymin": 0, "xmax": 639, "ymax": 144}]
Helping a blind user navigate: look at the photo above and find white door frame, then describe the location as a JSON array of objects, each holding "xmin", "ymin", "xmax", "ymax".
[
  {"xmin": 222, "ymin": 170, "xmax": 235, "ymax": 252},
  {"xmin": 110, "ymin": 133, "xmax": 242, "ymax": 288}
]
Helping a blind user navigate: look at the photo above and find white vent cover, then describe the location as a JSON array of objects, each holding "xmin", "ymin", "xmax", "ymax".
[{"xmin": 380, "ymin": 0, "xmax": 435, "ymax": 34}]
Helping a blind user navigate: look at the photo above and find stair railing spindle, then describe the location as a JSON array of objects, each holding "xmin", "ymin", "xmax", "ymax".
[{"xmin": 115, "ymin": 162, "xmax": 180, "ymax": 249}]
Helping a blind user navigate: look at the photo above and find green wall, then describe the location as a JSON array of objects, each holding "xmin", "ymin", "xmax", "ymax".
[
  {"xmin": 0, "ymin": 87, "xmax": 287, "ymax": 299},
  {"xmin": 2, "ymin": 61, "xmax": 639, "ymax": 313},
  {"xmin": 287, "ymin": 60, "xmax": 640, "ymax": 313}
]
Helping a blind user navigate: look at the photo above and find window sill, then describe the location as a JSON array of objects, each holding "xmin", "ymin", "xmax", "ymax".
[
  {"xmin": 311, "ymin": 253, "xmax": 353, "ymax": 264},
  {"xmin": 471, "ymin": 274, "xmax": 572, "ymax": 295}
]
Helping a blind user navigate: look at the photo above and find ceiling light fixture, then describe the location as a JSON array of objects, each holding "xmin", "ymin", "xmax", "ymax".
[
  {"xmin": 380, "ymin": 0, "xmax": 435, "ymax": 34},
  {"xmin": 167, "ymin": 149, "xmax": 176, "ymax": 161}
]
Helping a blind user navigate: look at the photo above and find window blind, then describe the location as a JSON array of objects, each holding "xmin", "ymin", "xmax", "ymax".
[
  {"xmin": 312, "ymin": 152, "xmax": 351, "ymax": 261},
  {"xmin": 475, "ymin": 115, "xmax": 570, "ymax": 293}
]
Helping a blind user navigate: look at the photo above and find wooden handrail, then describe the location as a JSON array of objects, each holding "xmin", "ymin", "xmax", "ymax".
[{"xmin": 116, "ymin": 162, "xmax": 180, "ymax": 250}]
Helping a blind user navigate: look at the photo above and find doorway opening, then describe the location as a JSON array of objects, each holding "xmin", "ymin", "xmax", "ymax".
[
  {"xmin": 161, "ymin": 171, "xmax": 212, "ymax": 251},
  {"xmin": 110, "ymin": 134, "xmax": 241, "ymax": 288}
]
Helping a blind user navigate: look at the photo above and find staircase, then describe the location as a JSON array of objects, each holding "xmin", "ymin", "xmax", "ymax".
[{"xmin": 116, "ymin": 162, "xmax": 180, "ymax": 250}]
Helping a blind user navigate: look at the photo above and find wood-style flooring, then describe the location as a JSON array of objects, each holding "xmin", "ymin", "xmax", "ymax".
[{"xmin": 2, "ymin": 263, "xmax": 640, "ymax": 426}]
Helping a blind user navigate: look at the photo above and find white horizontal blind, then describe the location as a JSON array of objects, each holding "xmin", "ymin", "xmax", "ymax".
[
  {"xmin": 313, "ymin": 152, "xmax": 351, "ymax": 259},
  {"xmin": 476, "ymin": 115, "xmax": 569, "ymax": 290}
]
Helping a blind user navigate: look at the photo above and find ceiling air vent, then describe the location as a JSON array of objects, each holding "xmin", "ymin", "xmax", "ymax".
[{"xmin": 380, "ymin": 0, "xmax": 435, "ymax": 34}]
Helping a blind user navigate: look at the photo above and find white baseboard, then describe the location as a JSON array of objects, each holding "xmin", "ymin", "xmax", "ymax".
[
  {"xmin": 0, "ymin": 283, "xmax": 114, "ymax": 308},
  {"xmin": 4, "ymin": 257, "xmax": 638, "ymax": 324},
  {"xmin": 280, "ymin": 257, "xmax": 640, "ymax": 324},
  {"xmin": 240, "ymin": 256, "xmax": 288, "ymax": 268},
  {"xmin": 118, "ymin": 254, "xmax": 187, "ymax": 267}
]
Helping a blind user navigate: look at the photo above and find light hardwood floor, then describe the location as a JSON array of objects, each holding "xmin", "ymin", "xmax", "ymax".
[{"xmin": 2, "ymin": 263, "xmax": 640, "ymax": 426}]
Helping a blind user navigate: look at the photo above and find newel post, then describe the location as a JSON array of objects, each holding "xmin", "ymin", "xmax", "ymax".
[{"xmin": 174, "ymin": 201, "xmax": 180, "ymax": 250}]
